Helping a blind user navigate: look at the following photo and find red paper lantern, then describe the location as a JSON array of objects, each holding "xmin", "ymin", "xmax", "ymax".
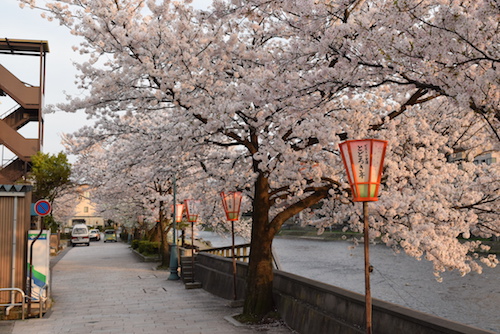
[
  {"xmin": 220, "ymin": 191, "xmax": 243, "ymax": 221},
  {"xmin": 339, "ymin": 139, "xmax": 388, "ymax": 202},
  {"xmin": 184, "ymin": 199, "xmax": 201, "ymax": 223},
  {"xmin": 171, "ymin": 203, "xmax": 184, "ymax": 222}
]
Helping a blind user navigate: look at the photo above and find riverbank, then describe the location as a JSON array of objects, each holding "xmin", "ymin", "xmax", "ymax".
[
  {"xmin": 276, "ymin": 228, "xmax": 500, "ymax": 254},
  {"xmin": 198, "ymin": 230, "xmax": 500, "ymax": 333},
  {"xmin": 271, "ymin": 237, "xmax": 500, "ymax": 333}
]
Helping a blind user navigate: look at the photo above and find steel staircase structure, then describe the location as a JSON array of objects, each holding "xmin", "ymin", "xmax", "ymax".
[{"xmin": 0, "ymin": 39, "xmax": 49, "ymax": 183}]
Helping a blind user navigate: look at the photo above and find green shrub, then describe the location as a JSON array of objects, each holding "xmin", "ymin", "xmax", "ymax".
[
  {"xmin": 131, "ymin": 239, "xmax": 140, "ymax": 249},
  {"xmin": 137, "ymin": 241, "xmax": 160, "ymax": 256}
]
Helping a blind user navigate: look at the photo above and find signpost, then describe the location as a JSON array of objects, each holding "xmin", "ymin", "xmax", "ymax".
[{"xmin": 34, "ymin": 200, "xmax": 51, "ymax": 216}]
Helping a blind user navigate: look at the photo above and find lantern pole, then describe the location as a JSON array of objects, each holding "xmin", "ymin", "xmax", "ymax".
[
  {"xmin": 339, "ymin": 138, "xmax": 387, "ymax": 334},
  {"xmin": 184, "ymin": 199, "xmax": 201, "ymax": 287},
  {"xmin": 220, "ymin": 191, "xmax": 242, "ymax": 301},
  {"xmin": 231, "ymin": 219, "xmax": 236, "ymax": 300},
  {"xmin": 168, "ymin": 176, "xmax": 180, "ymax": 280},
  {"xmin": 191, "ymin": 219, "xmax": 195, "ymax": 282},
  {"xmin": 363, "ymin": 201, "xmax": 372, "ymax": 334}
]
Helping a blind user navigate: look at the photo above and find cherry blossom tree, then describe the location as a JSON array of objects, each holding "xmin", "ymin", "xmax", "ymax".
[
  {"xmin": 65, "ymin": 108, "xmax": 247, "ymax": 266},
  {"xmin": 20, "ymin": 0, "xmax": 498, "ymax": 320},
  {"xmin": 52, "ymin": 191, "xmax": 78, "ymax": 228}
]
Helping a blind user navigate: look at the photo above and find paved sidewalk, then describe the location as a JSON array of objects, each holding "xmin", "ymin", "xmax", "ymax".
[{"xmin": 4, "ymin": 242, "xmax": 293, "ymax": 334}]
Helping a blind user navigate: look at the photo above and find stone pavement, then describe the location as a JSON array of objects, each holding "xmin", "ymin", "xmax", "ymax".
[{"xmin": 2, "ymin": 241, "xmax": 293, "ymax": 334}]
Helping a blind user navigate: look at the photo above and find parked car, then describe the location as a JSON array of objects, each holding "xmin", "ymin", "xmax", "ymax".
[
  {"xmin": 89, "ymin": 229, "xmax": 101, "ymax": 241},
  {"xmin": 71, "ymin": 224, "xmax": 90, "ymax": 246},
  {"xmin": 104, "ymin": 230, "xmax": 118, "ymax": 242}
]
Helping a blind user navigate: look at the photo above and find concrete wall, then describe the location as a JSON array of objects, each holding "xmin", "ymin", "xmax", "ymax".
[
  {"xmin": 195, "ymin": 252, "xmax": 495, "ymax": 334},
  {"xmin": 195, "ymin": 252, "xmax": 247, "ymax": 300}
]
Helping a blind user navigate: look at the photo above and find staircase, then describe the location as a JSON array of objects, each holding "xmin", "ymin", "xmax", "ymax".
[
  {"xmin": 0, "ymin": 120, "xmax": 39, "ymax": 159},
  {"xmin": 0, "ymin": 158, "xmax": 29, "ymax": 184},
  {"xmin": 2, "ymin": 106, "xmax": 39, "ymax": 130},
  {"xmin": 180, "ymin": 252, "xmax": 202, "ymax": 289},
  {"xmin": 0, "ymin": 65, "xmax": 40, "ymax": 109},
  {"xmin": 0, "ymin": 39, "xmax": 48, "ymax": 183}
]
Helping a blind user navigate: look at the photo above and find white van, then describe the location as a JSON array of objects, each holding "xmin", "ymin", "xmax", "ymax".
[{"xmin": 71, "ymin": 224, "xmax": 90, "ymax": 246}]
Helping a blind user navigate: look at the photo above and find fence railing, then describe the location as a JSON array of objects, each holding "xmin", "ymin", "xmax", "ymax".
[
  {"xmin": 201, "ymin": 243, "xmax": 250, "ymax": 261},
  {"xmin": 200, "ymin": 243, "xmax": 281, "ymax": 269},
  {"xmin": 0, "ymin": 288, "xmax": 26, "ymax": 319}
]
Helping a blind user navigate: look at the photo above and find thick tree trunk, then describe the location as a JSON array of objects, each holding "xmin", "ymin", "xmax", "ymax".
[
  {"xmin": 159, "ymin": 220, "xmax": 170, "ymax": 268},
  {"xmin": 147, "ymin": 223, "xmax": 161, "ymax": 242},
  {"xmin": 241, "ymin": 171, "xmax": 331, "ymax": 320},
  {"xmin": 158, "ymin": 201, "xmax": 170, "ymax": 268},
  {"xmin": 133, "ymin": 227, "xmax": 142, "ymax": 240},
  {"xmin": 243, "ymin": 173, "xmax": 275, "ymax": 319}
]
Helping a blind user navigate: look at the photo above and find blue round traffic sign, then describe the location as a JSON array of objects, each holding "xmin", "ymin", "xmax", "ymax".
[{"xmin": 34, "ymin": 200, "xmax": 51, "ymax": 216}]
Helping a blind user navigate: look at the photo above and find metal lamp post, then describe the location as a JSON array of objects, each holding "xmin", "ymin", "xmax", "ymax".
[
  {"xmin": 339, "ymin": 138, "xmax": 388, "ymax": 334},
  {"xmin": 184, "ymin": 199, "xmax": 201, "ymax": 283},
  {"xmin": 168, "ymin": 189, "xmax": 184, "ymax": 281},
  {"xmin": 220, "ymin": 191, "xmax": 243, "ymax": 300}
]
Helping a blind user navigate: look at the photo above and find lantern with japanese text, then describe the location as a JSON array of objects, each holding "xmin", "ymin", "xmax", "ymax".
[
  {"xmin": 220, "ymin": 191, "xmax": 243, "ymax": 300},
  {"xmin": 220, "ymin": 191, "xmax": 243, "ymax": 221},
  {"xmin": 172, "ymin": 203, "xmax": 184, "ymax": 223},
  {"xmin": 339, "ymin": 139, "xmax": 388, "ymax": 202},
  {"xmin": 184, "ymin": 199, "xmax": 201, "ymax": 285},
  {"xmin": 339, "ymin": 138, "xmax": 388, "ymax": 334}
]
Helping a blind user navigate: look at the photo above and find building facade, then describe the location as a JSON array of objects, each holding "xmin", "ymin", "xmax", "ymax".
[
  {"xmin": 448, "ymin": 150, "xmax": 499, "ymax": 165},
  {"xmin": 64, "ymin": 185, "xmax": 104, "ymax": 231}
]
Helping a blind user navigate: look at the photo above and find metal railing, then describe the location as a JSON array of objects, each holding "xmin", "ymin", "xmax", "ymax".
[
  {"xmin": 201, "ymin": 243, "xmax": 250, "ymax": 262},
  {"xmin": 0, "ymin": 154, "xmax": 17, "ymax": 169},
  {"xmin": 200, "ymin": 243, "xmax": 281, "ymax": 270},
  {"xmin": 27, "ymin": 283, "xmax": 48, "ymax": 318},
  {"xmin": 0, "ymin": 288, "xmax": 26, "ymax": 319},
  {"xmin": 0, "ymin": 104, "xmax": 18, "ymax": 119}
]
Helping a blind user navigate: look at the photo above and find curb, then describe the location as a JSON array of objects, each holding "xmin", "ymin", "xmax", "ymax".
[{"xmin": 130, "ymin": 248, "xmax": 160, "ymax": 262}]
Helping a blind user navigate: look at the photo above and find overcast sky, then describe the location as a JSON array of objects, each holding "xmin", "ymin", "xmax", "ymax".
[{"xmin": 1, "ymin": 0, "xmax": 208, "ymax": 162}]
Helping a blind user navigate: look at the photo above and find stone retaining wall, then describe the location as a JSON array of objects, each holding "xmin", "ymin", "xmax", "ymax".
[
  {"xmin": 195, "ymin": 252, "xmax": 496, "ymax": 334},
  {"xmin": 194, "ymin": 252, "xmax": 247, "ymax": 300}
]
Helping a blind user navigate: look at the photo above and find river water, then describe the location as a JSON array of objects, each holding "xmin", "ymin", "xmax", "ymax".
[{"xmin": 197, "ymin": 231, "xmax": 500, "ymax": 333}]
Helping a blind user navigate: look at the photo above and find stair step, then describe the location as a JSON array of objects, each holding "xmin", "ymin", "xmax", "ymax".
[
  {"xmin": 180, "ymin": 253, "xmax": 198, "ymax": 284},
  {"xmin": 185, "ymin": 282, "xmax": 202, "ymax": 289}
]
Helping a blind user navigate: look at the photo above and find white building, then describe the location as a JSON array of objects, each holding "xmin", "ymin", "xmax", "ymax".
[
  {"xmin": 65, "ymin": 185, "xmax": 105, "ymax": 230},
  {"xmin": 448, "ymin": 150, "xmax": 498, "ymax": 165},
  {"xmin": 473, "ymin": 151, "xmax": 498, "ymax": 165}
]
